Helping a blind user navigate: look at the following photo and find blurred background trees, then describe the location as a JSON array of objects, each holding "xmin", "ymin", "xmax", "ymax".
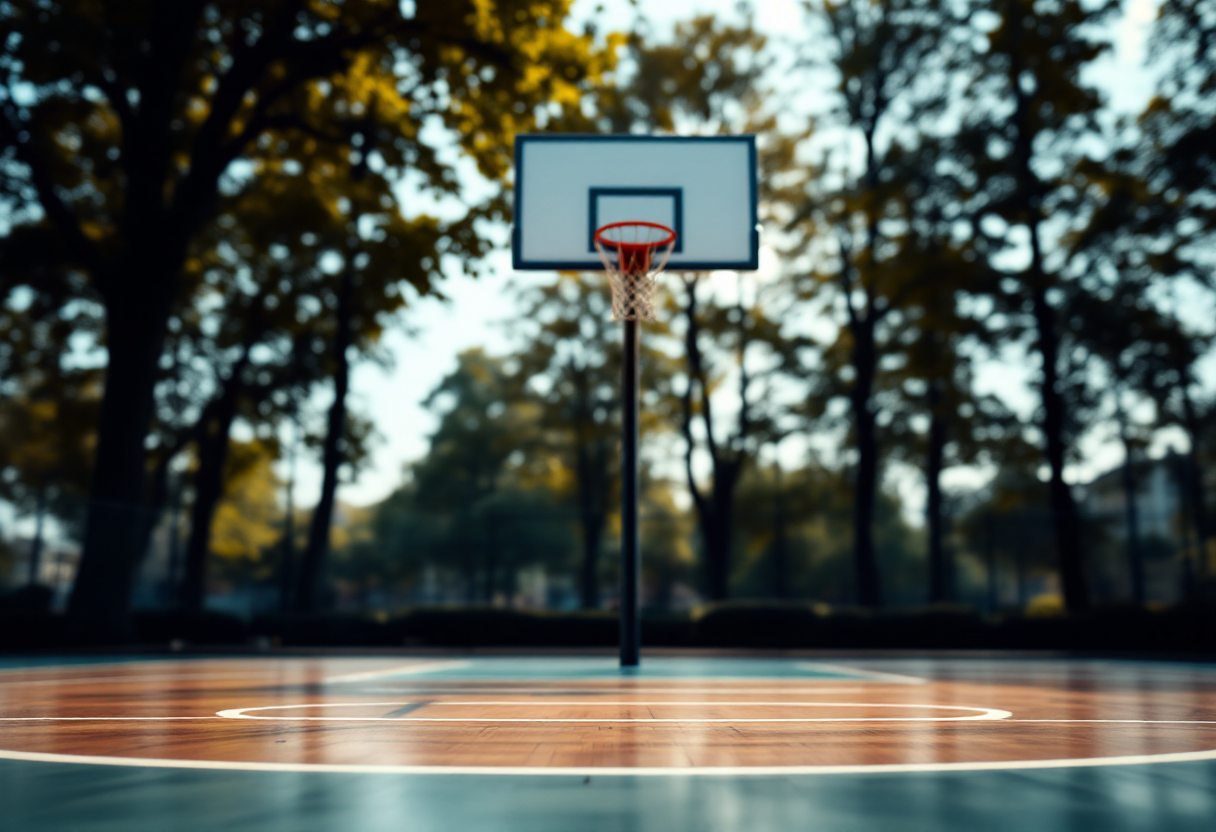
[{"xmin": 0, "ymin": 0, "xmax": 1212, "ymax": 628}]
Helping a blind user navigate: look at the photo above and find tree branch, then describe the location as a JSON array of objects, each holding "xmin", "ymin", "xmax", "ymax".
[
  {"xmin": 733, "ymin": 293, "xmax": 752, "ymax": 459},
  {"xmin": 0, "ymin": 105, "xmax": 106, "ymax": 279},
  {"xmin": 836, "ymin": 228, "xmax": 861, "ymax": 332},
  {"xmin": 682, "ymin": 274, "xmax": 721, "ymax": 467},
  {"xmin": 680, "ymin": 372, "xmax": 709, "ymax": 521}
]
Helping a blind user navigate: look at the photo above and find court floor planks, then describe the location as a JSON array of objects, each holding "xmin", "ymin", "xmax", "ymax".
[{"xmin": 1, "ymin": 654, "xmax": 1214, "ymax": 831}]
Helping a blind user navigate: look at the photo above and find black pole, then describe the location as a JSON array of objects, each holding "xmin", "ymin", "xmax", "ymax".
[{"xmin": 620, "ymin": 319, "xmax": 641, "ymax": 667}]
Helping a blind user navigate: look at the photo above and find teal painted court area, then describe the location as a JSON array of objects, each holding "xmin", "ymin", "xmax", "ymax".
[
  {"xmin": 3, "ymin": 757, "xmax": 1215, "ymax": 832},
  {"xmin": 331, "ymin": 656, "xmax": 892, "ymax": 682},
  {"xmin": 0, "ymin": 655, "xmax": 193, "ymax": 671}
]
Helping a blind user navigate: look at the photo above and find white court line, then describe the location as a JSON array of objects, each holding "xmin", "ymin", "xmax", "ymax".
[
  {"xmin": 797, "ymin": 662, "xmax": 928, "ymax": 685},
  {"xmin": 3, "ymin": 714, "xmax": 1212, "ymax": 725},
  {"xmin": 216, "ymin": 701, "xmax": 1013, "ymax": 723},
  {"xmin": 322, "ymin": 661, "xmax": 471, "ymax": 684},
  {"xmin": 1012, "ymin": 719, "xmax": 1216, "ymax": 725},
  {"xmin": 2, "ymin": 746, "xmax": 1215, "ymax": 776},
  {"xmin": 0, "ymin": 717, "xmax": 218, "ymax": 721}
]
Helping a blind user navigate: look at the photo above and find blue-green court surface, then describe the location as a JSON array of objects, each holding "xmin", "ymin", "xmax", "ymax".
[{"xmin": 328, "ymin": 655, "xmax": 892, "ymax": 681}]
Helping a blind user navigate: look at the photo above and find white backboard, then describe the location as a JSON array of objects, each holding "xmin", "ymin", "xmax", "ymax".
[{"xmin": 512, "ymin": 135, "xmax": 759, "ymax": 272}]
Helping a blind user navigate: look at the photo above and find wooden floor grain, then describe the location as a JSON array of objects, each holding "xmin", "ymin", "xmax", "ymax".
[{"xmin": 1, "ymin": 657, "xmax": 1213, "ymax": 770}]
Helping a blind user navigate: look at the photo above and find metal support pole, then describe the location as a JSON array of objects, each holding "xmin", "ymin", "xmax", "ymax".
[{"xmin": 620, "ymin": 319, "xmax": 641, "ymax": 667}]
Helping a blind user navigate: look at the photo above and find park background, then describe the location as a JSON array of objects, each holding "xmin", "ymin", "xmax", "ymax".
[{"xmin": 0, "ymin": 0, "xmax": 1212, "ymax": 650}]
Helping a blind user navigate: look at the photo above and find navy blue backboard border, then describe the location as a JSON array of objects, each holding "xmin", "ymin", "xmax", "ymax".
[
  {"xmin": 512, "ymin": 134, "xmax": 759, "ymax": 272},
  {"xmin": 587, "ymin": 188, "xmax": 684, "ymax": 254}
]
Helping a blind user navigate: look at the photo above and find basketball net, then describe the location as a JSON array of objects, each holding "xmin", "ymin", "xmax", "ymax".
[{"xmin": 593, "ymin": 222, "xmax": 676, "ymax": 322}]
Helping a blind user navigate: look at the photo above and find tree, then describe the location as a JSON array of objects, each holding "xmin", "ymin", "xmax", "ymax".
[
  {"xmin": 1138, "ymin": 0, "xmax": 1216, "ymax": 578},
  {"xmin": 0, "ymin": 0, "xmax": 609, "ymax": 639},
  {"xmin": 596, "ymin": 11, "xmax": 792, "ymax": 601},
  {"xmin": 137, "ymin": 146, "xmax": 438, "ymax": 611},
  {"xmin": 1064, "ymin": 130, "xmax": 1212, "ymax": 602},
  {"xmin": 0, "ymin": 375, "xmax": 98, "ymax": 584},
  {"xmin": 789, "ymin": 0, "xmax": 959, "ymax": 606},
  {"xmin": 0, "ymin": 213, "xmax": 101, "ymax": 586},
  {"xmin": 206, "ymin": 439, "xmax": 284, "ymax": 587},
  {"xmin": 511, "ymin": 275, "xmax": 618, "ymax": 609},
  {"xmin": 412, "ymin": 349, "xmax": 542, "ymax": 600},
  {"xmin": 510, "ymin": 272, "xmax": 679, "ymax": 608},
  {"xmin": 676, "ymin": 273, "xmax": 787, "ymax": 600},
  {"xmin": 1142, "ymin": 0, "xmax": 1216, "ymax": 236},
  {"xmin": 875, "ymin": 129, "xmax": 1016, "ymax": 605},
  {"xmin": 961, "ymin": 0, "xmax": 1118, "ymax": 612}
]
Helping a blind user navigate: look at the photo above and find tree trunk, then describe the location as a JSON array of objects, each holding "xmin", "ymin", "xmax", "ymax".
[
  {"xmin": 179, "ymin": 405, "xmax": 239, "ymax": 611},
  {"xmin": 984, "ymin": 510, "xmax": 997, "ymax": 612},
  {"xmin": 678, "ymin": 275, "xmax": 751, "ymax": 604},
  {"xmin": 295, "ymin": 266, "xmax": 354, "ymax": 613},
  {"xmin": 704, "ymin": 485, "xmax": 737, "ymax": 601},
  {"xmin": 576, "ymin": 440, "xmax": 607, "ymax": 609},
  {"xmin": 165, "ymin": 474, "xmax": 184, "ymax": 604},
  {"xmin": 1030, "ymin": 281, "xmax": 1089, "ymax": 612},
  {"xmin": 579, "ymin": 512, "xmax": 605, "ymax": 609},
  {"xmin": 279, "ymin": 417, "xmax": 298, "ymax": 612},
  {"xmin": 27, "ymin": 485, "xmax": 49, "ymax": 586},
  {"xmin": 484, "ymin": 511, "xmax": 498, "ymax": 604},
  {"xmin": 850, "ymin": 322, "xmax": 882, "ymax": 607},
  {"xmin": 464, "ymin": 537, "xmax": 478, "ymax": 603},
  {"xmin": 135, "ymin": 434, "xmax": 192, "ymax": 589},
  {"xmin": 137, "ymin": 452, "xmax": 174, "ymax": 570},
  {"xmin": 772, "ymin": 464, "xmax": 789, "ymax": 599},
  {"xmin": 1179, "ymin": 386, "xmax": 1210, "ymax": 578},
  {"xmin": 66, "ymin": 286, "xmax": 174, "ymax": 642},
  {"xmin": 926, "ymin": 391, "xmax": 949, "ymax": 604},
  {"xmin": 1115, "ymin": 399, "xmax": 1146, "ymax": 605},
  {"xmin": 1005, "ymin": 16, "xmax": 1089, "ymax": 613}
]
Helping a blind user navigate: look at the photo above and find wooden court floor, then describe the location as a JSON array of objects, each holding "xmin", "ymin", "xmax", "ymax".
[{"xmin": 1, "ymin": 654, "xmax": 1214, "ymax": 830}]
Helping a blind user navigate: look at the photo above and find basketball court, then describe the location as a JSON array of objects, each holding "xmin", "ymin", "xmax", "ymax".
[
  {"xmin": 6, "ymin": 134, "xmax": 1213, "ymax": 830},
  {"xmin": 1, "ymin": 654, "xmax": 1214, "ymax": 830}
]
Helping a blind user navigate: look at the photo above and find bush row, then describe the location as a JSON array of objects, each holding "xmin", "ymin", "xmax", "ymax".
[{"xmin": 1, "ymin": 600, "xmax": 1213, "ymax": 653}]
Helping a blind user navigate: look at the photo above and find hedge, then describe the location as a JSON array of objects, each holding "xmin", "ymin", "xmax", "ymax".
[{"xmin": 0, "ymin": 600, "xmax": 1212, "ymax": 653}]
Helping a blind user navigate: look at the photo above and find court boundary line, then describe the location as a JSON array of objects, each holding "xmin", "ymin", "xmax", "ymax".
[
  {"xmin": 2, "ymin": 746, "xmax": 1215, "ymax": 776},
  {"xmin": 4, "ymin": 658, "xmax": 1213, "ymax": 775}
]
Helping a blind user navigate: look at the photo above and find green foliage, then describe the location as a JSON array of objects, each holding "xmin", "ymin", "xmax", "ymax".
[
  {"xmin": 0, "ymin": 1, "xmax": 1212, "ymax": 623},
  {"xmin": 731, "ymin": 461, "xmax": 922, "ymax": 604},
  {"xmin": 335, "ymin": 349, "xmax": 578, "ymax": 604},
  {"xmin": 0, "ymin": 0, "xmax": 616, "ymax": 629},
  {"xmin": 208, "ymin": 439, "xmax": 284, "ymax": 580}
]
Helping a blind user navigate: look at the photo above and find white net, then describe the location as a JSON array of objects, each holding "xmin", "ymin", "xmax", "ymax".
[
  {"xmin": 606, "ymin": 269, "xmax": 660, "ymax": 322},
  {"xmin": 594, "ymin": 223, "xmax": 675, "ymax": 322}
]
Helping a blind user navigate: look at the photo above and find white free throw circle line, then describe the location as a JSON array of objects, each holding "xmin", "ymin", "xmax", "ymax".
[{"xmin": 215, "ymin": 701, "xmax": 1012, "ymax": 723}]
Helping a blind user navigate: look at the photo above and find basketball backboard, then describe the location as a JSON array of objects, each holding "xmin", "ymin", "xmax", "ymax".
[{"xmin": 512, "ymin": 134, "xmax": 759, "ymax": 272}]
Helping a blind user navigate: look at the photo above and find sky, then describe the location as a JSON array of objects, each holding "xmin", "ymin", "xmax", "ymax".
[{"xmin": 285, "ymin": 0, "xmax": 1192, "ymax": 520}]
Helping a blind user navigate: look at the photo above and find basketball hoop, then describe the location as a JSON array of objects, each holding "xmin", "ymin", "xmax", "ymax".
[{"xmin": 593, "ymin": 221, "xmax": 676, "ymax": 322}]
